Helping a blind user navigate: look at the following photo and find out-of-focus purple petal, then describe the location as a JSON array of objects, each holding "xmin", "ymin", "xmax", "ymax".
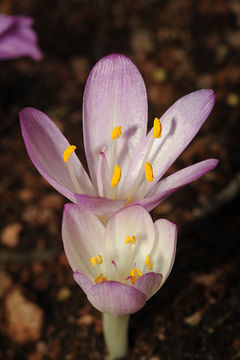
[
  {"xmin": 133, "ymin": 272, "xmax": 163, "ymax": 300},
  {"xmin": 135, "ymin": 159, "xmax": 219, "ymax": 212},
  {"xmin": 74, "ymin": 194, "xmax": 125, "ymax": 219},
  {"xmin": 0, "ymin": 14, "xmax": 15, "ymax": 35},
  {"xmin": 0, "ymin": 14, "xmax": 43, "ymax": 61},
  {"xmin": 83, "ymin": 54, "xmax": 148, "ymax": 190},
  {"xmin": 20, "ymin": 107, "xmax": 95, "ymax": 203},
  {"xmin": 62, "ymin": 204, "xmax": 105, "ymax": 275},
  {"xmin": 87, "ymin": 281, "xmax": 146, "ymax": 316},
  {"xmin": 73, "ymin": 271, "xmax": 94, "ymax": 293},
  {"xmin": 104, "ymin": 205, "xmax": 155, "ymax": 279},
  {"xmin": 152, "ymin": 219, "xmax": 177, "ymax": 285},
  {"xmin": 127, "ymin": 90, "xmax": 215, "ymax": 193}
]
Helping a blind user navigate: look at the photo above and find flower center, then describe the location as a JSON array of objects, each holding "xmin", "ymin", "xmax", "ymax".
[
  {"xmin": 62, "ymin": 118, "xmax": 162, "ymax": 201},
  {"xmin": 90, "ymin": 235, "xmax": 154, "ymax": 286}
]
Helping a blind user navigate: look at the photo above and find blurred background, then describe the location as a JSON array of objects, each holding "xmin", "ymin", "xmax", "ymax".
[{"xmin": 0, "ymin": 0, "xmax": 239, "ymax": 359}]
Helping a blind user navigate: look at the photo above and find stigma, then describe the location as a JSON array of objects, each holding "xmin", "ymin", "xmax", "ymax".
[
  {"xmin": 90, "ymin": 255, "xmax": 103, "ymax": 266},
  {"xmin": 125, "ymin": 235, "xmax": 136, "ymax": 244},
  {"xmin": 145, "ymin": 162, "xmax": 154, "ymax": 182},
  {"xmin": 111, "ymin": 125, "xmax": 122, "ymax": 140},
  {"xmin": 153, "ymin": 117, "xmax": 162, "ymax": 138},
  {"xmin": 63, "ymin": 145, "xmax": 77, "ymax": 162},
  {"xmin": 111, "ymin": 165, "xmax": 121, "ymax": 187}
]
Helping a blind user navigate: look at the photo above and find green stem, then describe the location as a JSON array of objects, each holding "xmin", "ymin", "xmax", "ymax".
[{"xmin": 103, "ymin": 313, "xmax": 130, "ymax": 359}]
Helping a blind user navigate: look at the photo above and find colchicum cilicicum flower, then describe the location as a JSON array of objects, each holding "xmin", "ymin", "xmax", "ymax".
[
  {"xmin": 20, "ymin": 54, "xmax": 218, "ymax": 218},
  {"xmin": 62, "ymin": 203, "xmax": 177, "ymax": 358},
  {"xmin": 0, "ymin": 13, "xmax": 43, "ymax": 61}
]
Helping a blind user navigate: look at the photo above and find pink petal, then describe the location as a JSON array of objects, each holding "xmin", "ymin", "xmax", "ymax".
[
  {"xmin": 62, "ymin": 204, "xmax": 105, "ymax": 275},
  {"xmin": 133, "ymin": 272, "xmax": 163, "ymax": 300},
  {"xmin": 135, "ymin": 158, "xmax": 219, "ymax": 212},
  {"xmin": 152, "ymin": 219, "xmax": 177, "ymax": 285},
  {"xmin": 0, "ymin": 14, "xmax": 43, "ymax": 61},
  {"xmin": 83, "ymin": 54, "xmax": 148, "ymax": 190},
  {"xmin": 87, "ymin": 281, "xmax": 146, "ymax": 316},
  {"xmin": 73, "ymin": 271, "xmax": 94, "ymax": 293},
  {"xmin": 74, "ymin": 194, "xmax": 125, "ymax": 219},
  {"xmin": 127, "ymin": 89, "xmax": 215, "ymax": 193},
  {"xmin": 104, "ymin": 205, "xmax": 155, "ymax": 279},
  {"xmin": 20, "ymin": 107, "xmax": 95, "ymax": 203}
]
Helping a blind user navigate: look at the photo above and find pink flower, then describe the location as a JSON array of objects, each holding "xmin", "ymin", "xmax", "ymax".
[
  {"xmin": 20, "ymin": 54, "xmax": 218, "ymax": 218},
  {"xmin": 62, "ymin": 204, "xmax": 177, "ymax": 315},
  {"xmin": 0, "ymin": 13, "xmax": 43, "ymax": 61}
]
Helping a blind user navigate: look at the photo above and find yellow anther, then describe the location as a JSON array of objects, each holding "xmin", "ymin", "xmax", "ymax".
[
  {"xmin": 145, "ymin": 254, "xmax": 154, "ymax": 270},
  {"xmin": 94, "ymin": 273, "xmax": 107, "ymax": 284},
  {"xmin": 130, "ymin": 267, "xmax": 143, "ymax": 284},
  {"xmin": 145, "ymin": 162, "xmax": 154, "ymax": 182},
  {"xmin": 111, "ymin": 165, "xmax": 121, "ymax": 187},
  {"xmin": 90, "ymin": 255, "xmax": 103, "ymax": 267},
  {"xmin": 63, "ymin": 145, "xmax": 77, "ymax": 162},
  {"xmin": 111, "ymin": 125, "xmax": 122, "ymax": 140},
  {"xmin": 125, "ymin": 236, "xmax": 136, "ymax": 245},
  {"xmin": 153, "ymin": 117, "xmax": 162, "ymax": 138}
]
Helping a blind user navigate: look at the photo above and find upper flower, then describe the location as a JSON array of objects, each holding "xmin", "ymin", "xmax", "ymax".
[
  {"xmin": 20, "ymin": 54, "xmax": 218, "ymax": 218},
  {"xmin": 0, "ymin": 13, "xmax": 43, "ymax": 61},
  {"xmin": 62, "ymin": 204, "xmax": 177, "ymax": 316}
]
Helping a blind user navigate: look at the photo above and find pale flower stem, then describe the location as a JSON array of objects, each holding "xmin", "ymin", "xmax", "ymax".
[{"xmin": 103, "ymin": 313, "xmax": 130, "ymax": 359}]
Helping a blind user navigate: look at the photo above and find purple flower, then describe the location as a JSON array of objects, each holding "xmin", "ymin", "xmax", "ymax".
[
  {"xmin": 62, "ymin": 204, "xmax": 177, "ymax": 316},
  {"xmin": 20, "ymin": 54, "xmax": 218, "ymax": 218},
  {"xmin": 0, "ymin": 14, "xmax": 43, "ymax": 61}
]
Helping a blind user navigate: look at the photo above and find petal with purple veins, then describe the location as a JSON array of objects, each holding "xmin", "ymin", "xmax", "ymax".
[
  {"xmin": 134, "ymin": 158, "xmax": 219, "ymax": 212},
  {"xmin": 133, "ymin": 272, "xmax": 163, "ymax": 300},
  {"xmin": 87, "ymin": 281, "xmax": 146, "ymax": 316},
  {"xmin": 62, "ymin": 204, "xmax": 105, "ymax": 275},
  {"xmin": 20, "ymin": 107, "xmax": 95, "ymax": 203},
  {"xmin": 83, "ymin": 54, "xmax": 148, "ymax": 191}
]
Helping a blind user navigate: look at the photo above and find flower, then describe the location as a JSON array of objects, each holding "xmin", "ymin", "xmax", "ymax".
[
  {"xmin": 0, "ymin": 13, "xmax": 43, "ymax": 61},
  {"xmin": 20, "ymin": 54, "xmax": 218, "ymax": 218},
  {"xmin": 62, "ymin": 204, "xmax": 177, "ymax": 316}
]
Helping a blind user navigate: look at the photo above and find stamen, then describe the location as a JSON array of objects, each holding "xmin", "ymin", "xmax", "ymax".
[
  {"xmin": 63, "ymin": 145, "xmax": 77, "ymax": 162},
  {"xmin": 111, "ymin": 125, "xmax": 122, "ymax": 140},
  {"xmin": 94, "ymin": 273, "xmax": 107, "ymax": 284},
  {"xmin": 145, "ymin": 162, "xmax": 154, "ymax": 182},
  {"xmin": 90, "ymin": 255, "xmax": 103, "ymax": 267},
  {"xmin": 130, "ymin": 267, "xmax": 143, "ymax": 284},
  {"xmin": 145, "ymin": 254, "xmax": 154, "ymax": 270},
  {"xmin": 111, "ymin": 165, "xmax": 121, "ymax": 187},
  {"xmin": 125, "ymin": 235, "xmax": 136, "ymax": 245},
  {"xmin": 153, "ymin": 117, "xmax": 162, "ymax": 138}
]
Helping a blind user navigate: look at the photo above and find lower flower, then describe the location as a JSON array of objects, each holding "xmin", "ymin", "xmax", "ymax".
[{"xmin": 62, "ymin": 204, "xmax": 177, "ymax": 316}]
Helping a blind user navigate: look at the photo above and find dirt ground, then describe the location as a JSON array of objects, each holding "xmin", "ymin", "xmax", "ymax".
[{"xmin": 0, "ymin": 0, "xmax": 239, "ymax": 359}]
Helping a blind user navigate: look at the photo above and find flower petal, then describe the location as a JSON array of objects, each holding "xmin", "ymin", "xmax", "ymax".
[
  {"xmin": 87, "ymin": 281, "xmax": 146, "ymax": 316},
  {"xmin": 74, "ymin": 194, "xmax": 125, "ymax": 219},
  {"xmin": 83, "ymin": 54, "xmax": 148, "ymax": 190},
  {"xmin": 73, "ymin": 271, "xmax": 94, "ymax": 293},
  {"xmin": 151, "ymin": 219, "xmax": 177, "ymax": 285},
  {"xmin": 133, "ymin": 272, "xmax": 163, "ymax": 300},
  {"xmin": 127, "ymin": 89, "xmax": 215, "ymax": 194},
  {"xmin": 62, "ymin": 204, "xmax": 105, "ymax": 276},
  {"xmin": 0, "ymin": 14, "xmax": 43, "ymax": 61},
  {"xmin": 104, "ymin": 205, "xmax": 155, "ymax": 280},
  {"xmin": 20, "ymin": 107, "xmax": 95, "ymax": 203},
  {"xmin": 135, "ymin": 159, "xmax": 219, "ymax": 212}
]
